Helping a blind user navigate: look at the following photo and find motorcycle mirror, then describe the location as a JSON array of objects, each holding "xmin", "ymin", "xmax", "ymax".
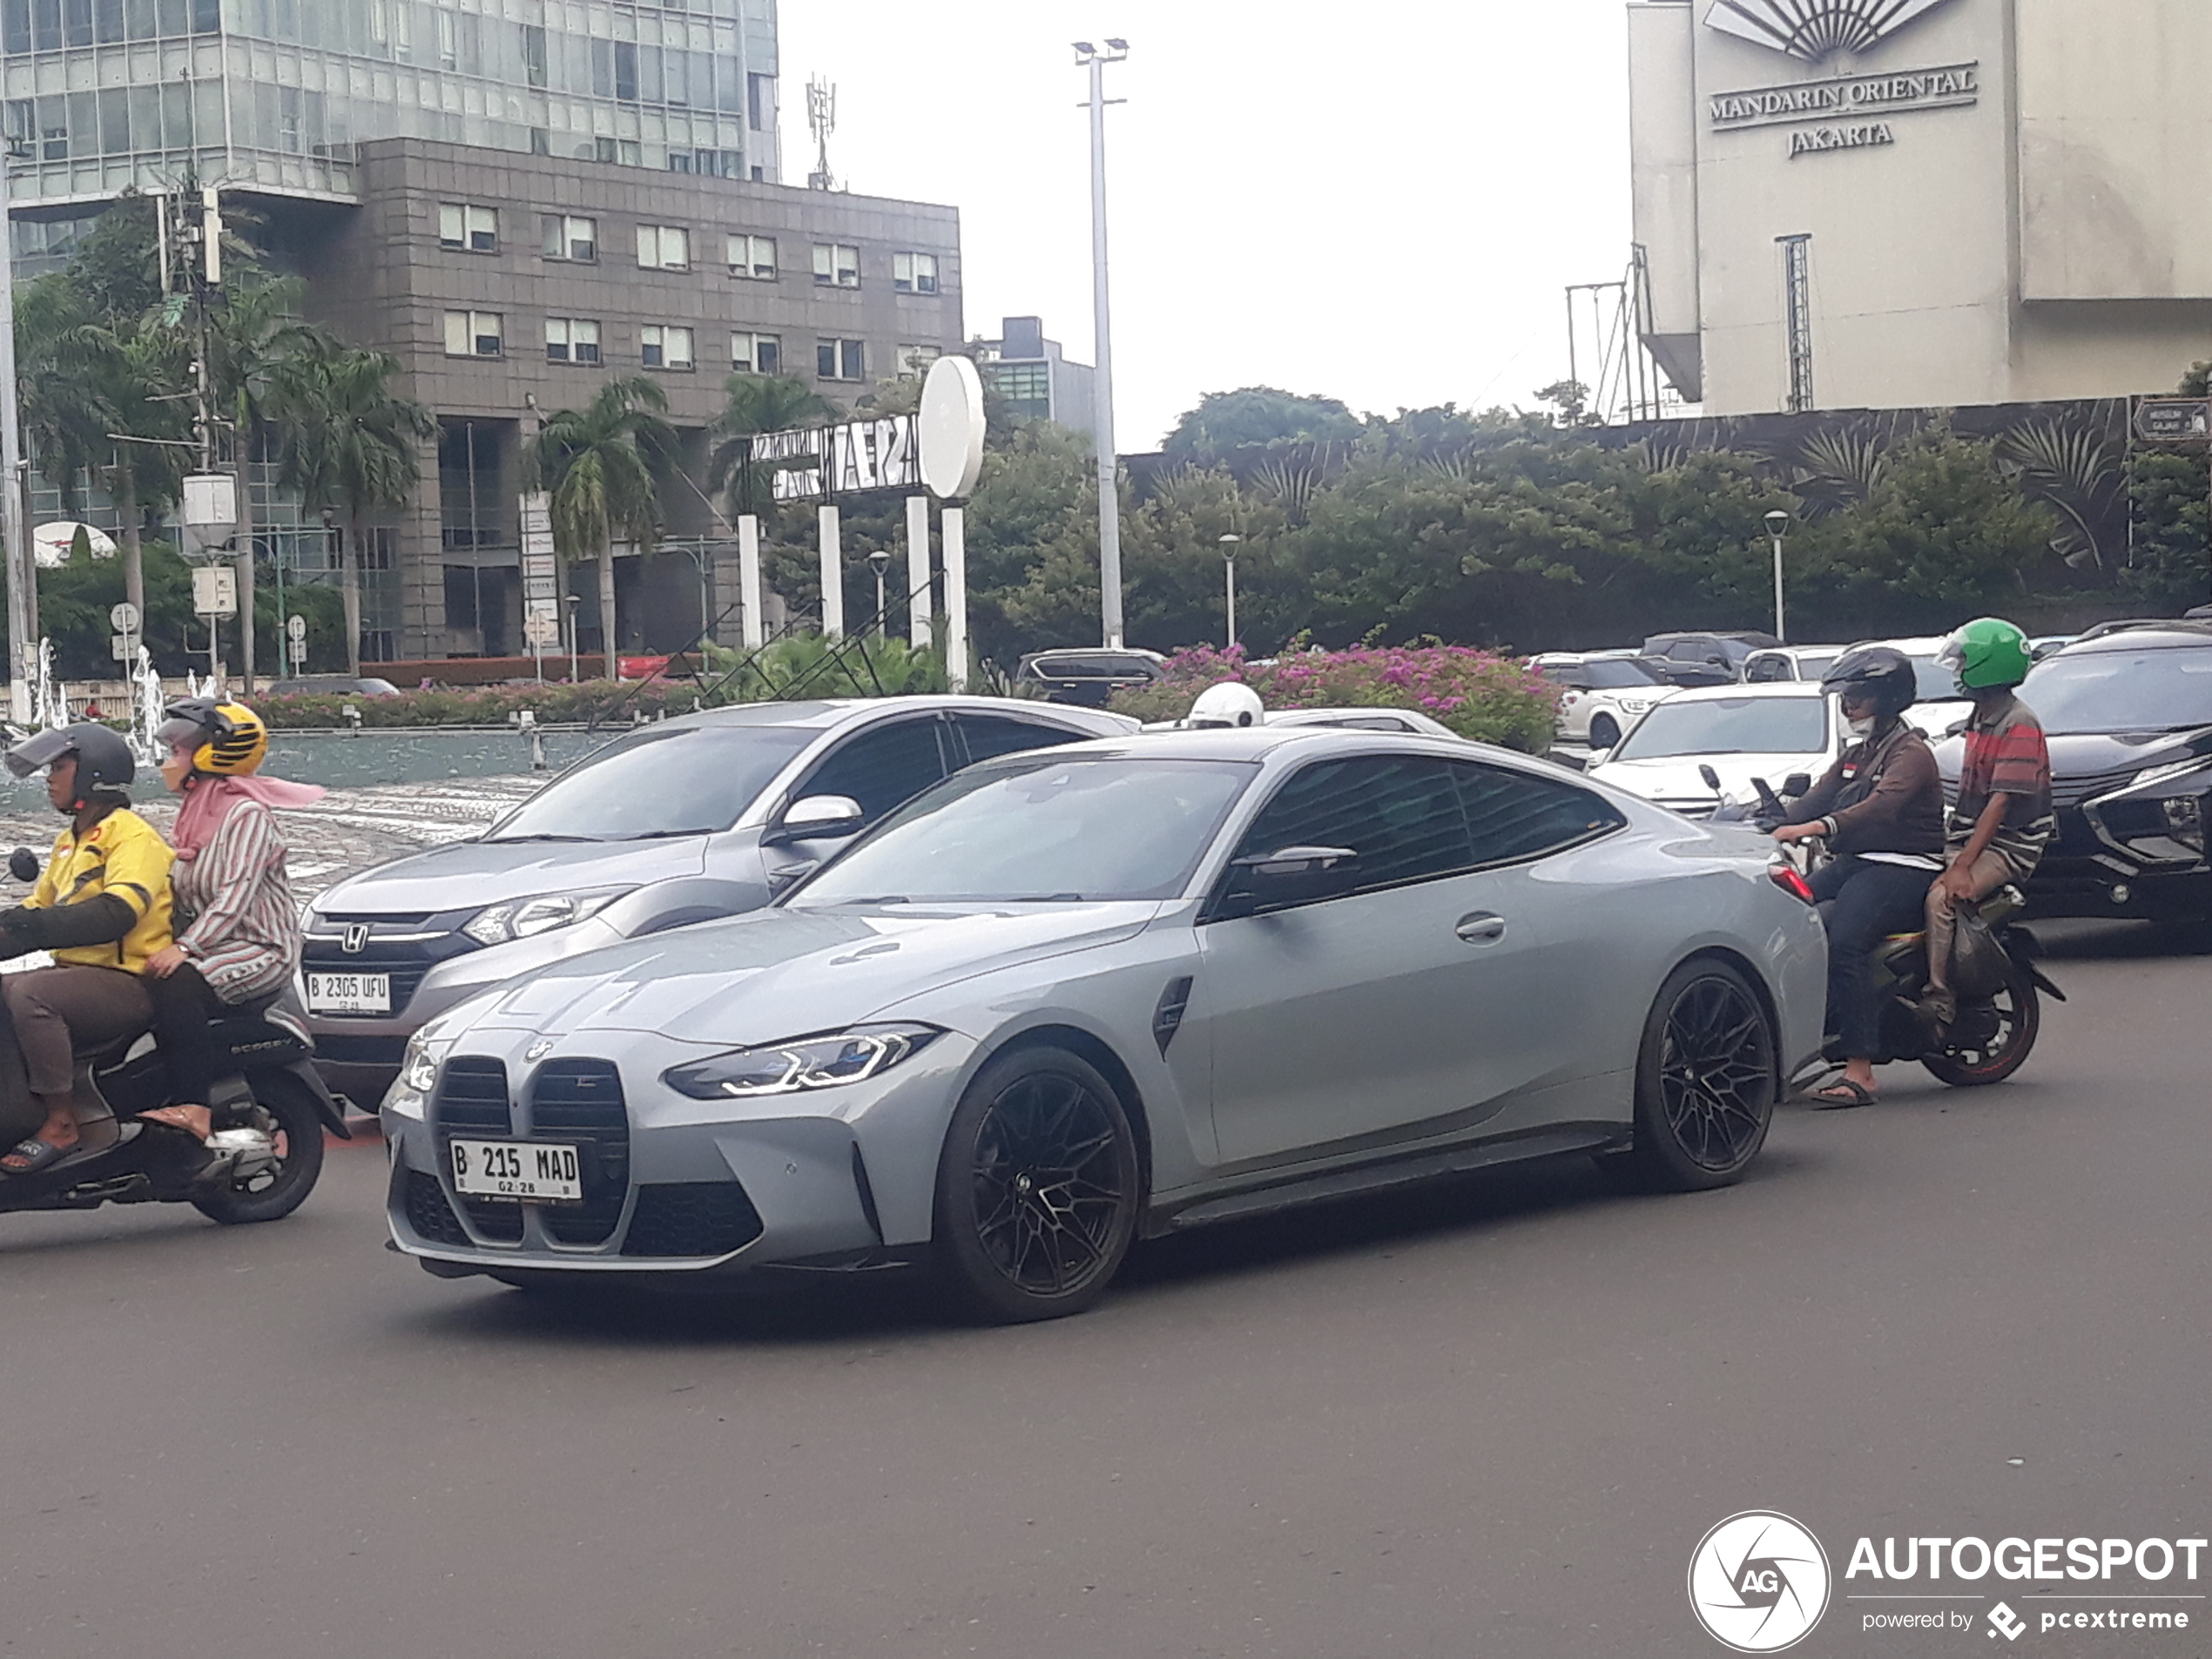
[
  {"xmin": 1784, "ymin": 773, "xmax": 1812, "ymax": 798},
  {"xmin": 1698, "ymin": 764, "xmax": 1723, "ymax": 793},
  {"xmin": 7, "ymin": 847, "xmax": 38, "ymax": 884}
]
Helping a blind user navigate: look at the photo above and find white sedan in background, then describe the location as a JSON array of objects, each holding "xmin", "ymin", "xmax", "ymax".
[
  {"xmin": 1533, "ymin": 655, "xmax": 1680, "ymax": 751},
  {"xmin": 1586, "ymin": 683, "xmax": 1841, "ymax": 819},
  {"xmin": 1852, "ymin": 636, "xmax": 1973, "ymax": 737}
]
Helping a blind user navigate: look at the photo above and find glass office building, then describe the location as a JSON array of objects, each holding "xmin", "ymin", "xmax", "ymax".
[{"xmin": 2, "ymin": 0, "xmax": 780, "ymax": 213}]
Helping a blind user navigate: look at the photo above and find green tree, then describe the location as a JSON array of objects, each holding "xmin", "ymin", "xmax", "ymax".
[
  {"xmin": 1161, "ymin": 388, "xmax": 1365, "ymax": 473},
  {"xmin": 2124, "ymin": 364, "xmax": 2211, "ymax": 613},
  {"xmin": 275, "ymin": 344, "xmax": 438, "ymax": 673},
  {"xmin": 523, "ymin": 376, "xmax": 677, "ymax": 677}
]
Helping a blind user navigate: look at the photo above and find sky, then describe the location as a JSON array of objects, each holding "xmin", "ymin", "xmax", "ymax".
[{"xmin": 777, "ymin": 0, "xmax": 1637, "ymax": 449}]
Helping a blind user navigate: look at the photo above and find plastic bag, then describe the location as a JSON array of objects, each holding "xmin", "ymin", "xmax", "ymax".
[{"xmin": 1948, "ymin": 905, "xmax": 2012, "ymax": 1001}]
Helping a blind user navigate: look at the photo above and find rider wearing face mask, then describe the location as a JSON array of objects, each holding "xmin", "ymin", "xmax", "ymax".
[{"xmin": 1770, "ymin": 647, "xmax": 1946, "ymax": 1109}]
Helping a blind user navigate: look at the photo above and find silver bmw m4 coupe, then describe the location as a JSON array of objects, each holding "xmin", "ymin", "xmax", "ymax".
[{"xmin": 384, "ymin": 727, "xmax": 1826, "ymax": 1321}]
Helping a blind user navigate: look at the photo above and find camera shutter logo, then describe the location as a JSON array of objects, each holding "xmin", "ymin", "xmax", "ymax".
[{"xmin": 1688, "ymin": 1511, "xmax": 1832, "ymax": 1652}]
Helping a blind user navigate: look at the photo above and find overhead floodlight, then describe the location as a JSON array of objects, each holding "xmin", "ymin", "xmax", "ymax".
[
  {"xmin": 1104, "ymin": 37, "xmax": 1129, "ymax": 52},
  {"xmin": 1073, "ymin": 40, "xmax": 1097, "ymax": 55}
]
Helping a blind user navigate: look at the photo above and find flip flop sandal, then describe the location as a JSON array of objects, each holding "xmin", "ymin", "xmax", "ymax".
[
  {"xmin": 1806, "ymin": 1079, "xmax": 1879, "ymax": 1111},
  {"xmin": 1, "ymin": 1136, "xmax": 83, "ymax": 1177}
]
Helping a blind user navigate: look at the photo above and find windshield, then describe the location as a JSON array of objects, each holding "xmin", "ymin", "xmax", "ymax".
[
  {"xmin": 2020, "ymin": 645, "xmax": 2212, "ymax": 735},
  {"xmin": 1610, "ymin": 696, "xmax": 1830, "ymax": 761},
  {"xmin": 1570, "ymin": 659, "xmax": 1669, "ymax": 690},
  {"xmin": 486, "ymin": 724, "xmax": 815, "ymax": 842},
  {"xmin": 792, "ymin": 757, "xmax": 1254, "ymax": 906}
]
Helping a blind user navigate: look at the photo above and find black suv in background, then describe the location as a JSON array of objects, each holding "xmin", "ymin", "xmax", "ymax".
[
  {"xmin": 1934, "ymin": 624, "xmax": 2212, "ymax": 922},
  {"xmin": 1637, "ymin": 631, "xmax": 1781, "ymax": 688}
]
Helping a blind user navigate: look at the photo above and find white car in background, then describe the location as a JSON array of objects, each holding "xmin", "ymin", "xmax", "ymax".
[
  {"xmin": 1852, "ymin": 636, "xmax": 1973, "ymax": 737},
  {"xmin": 1532, "ymin": 654, "xmax": 1680, "ymax": 751},
  {"xmin": 1742, "ymin": 645, "xmax": 1849, "ymax": 685},
  {"xmin": 1586, "ymin": 683, "xmax": 1841, "ymax": 819}
]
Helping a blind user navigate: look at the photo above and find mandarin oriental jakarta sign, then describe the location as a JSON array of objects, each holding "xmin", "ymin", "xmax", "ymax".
[{"xmin": 1710, "ymin": 61, "xmax": 1978, "ymax": 130}]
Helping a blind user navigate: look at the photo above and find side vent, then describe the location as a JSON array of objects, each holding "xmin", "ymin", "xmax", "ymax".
[{"xmin": 1152, "ymin": 976, "xmax": 1195, "ymax": 1056}]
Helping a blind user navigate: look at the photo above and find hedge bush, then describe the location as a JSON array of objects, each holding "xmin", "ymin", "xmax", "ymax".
[{"xmin": 1109, "ymin": 644, "xmax": 1561, "ymax": 753}]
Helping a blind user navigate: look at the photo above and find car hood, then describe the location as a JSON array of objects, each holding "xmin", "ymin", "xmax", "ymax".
[
  {"xmin": 1590, "ymin": 752, "xmax": 1825, "ymax": 801},
  {"xmin": 453, "ymin": 900, "xmax": 1163, "ymax": 1046},
  {"xmin": 1933, "ymin": 725, "xmax": 2212, "ymax": 782},
  {"xmin": 314, "ymin": 835, "xmax": 711, "ymax": 915}
]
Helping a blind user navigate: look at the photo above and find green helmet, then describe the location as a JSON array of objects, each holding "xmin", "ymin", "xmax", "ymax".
[{"xmin": 1939, "ymin": 617, "xmax": 2033, "ymax": 691}]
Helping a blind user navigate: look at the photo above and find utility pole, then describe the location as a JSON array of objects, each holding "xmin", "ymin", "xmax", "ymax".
[
  {"xmin": 1076, "ymin": 39, "xmax": 1130, "ymax": 650},
  {"xmin": 0, "ymin": 131, "xmax": 29, "ymax": 724}
]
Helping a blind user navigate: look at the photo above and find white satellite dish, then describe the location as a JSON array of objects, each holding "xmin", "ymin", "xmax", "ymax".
[
  {"xmin": 918, "ymin": 355, "xmax": 987, "ymax": 502},
  {"xmin": 32, "ymin": 521, "xmax": 119, "ymax": 569}
]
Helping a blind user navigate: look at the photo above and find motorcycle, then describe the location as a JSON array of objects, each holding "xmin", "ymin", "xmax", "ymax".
[
  {"xmin": 0, "ymin": 846, "xmax": 349, "ymax": 1225},
  {"xmin": 1704, "ymin": 766, "xmax": 2067, "ymax": 1089}
]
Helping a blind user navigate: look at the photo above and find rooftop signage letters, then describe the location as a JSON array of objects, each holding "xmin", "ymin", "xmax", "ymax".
[{"xmin": 1705, "ymin": 0, "xmax": 1962, "ymax": 64}]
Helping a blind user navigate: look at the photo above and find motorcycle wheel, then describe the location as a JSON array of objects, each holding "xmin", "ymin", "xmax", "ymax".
[
  {"xmin": 1921, "ymin": 961, "xmax": 2040, "ymax": 1088},
  {"xmin": 190, "ymin": 1074, "xmax": 327, "ymax": 1225}
]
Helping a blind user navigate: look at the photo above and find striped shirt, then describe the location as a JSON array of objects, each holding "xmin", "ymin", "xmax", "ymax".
[{"xmin": 172, "ymin": 799, "xmax": 300, "ymax": 1002}]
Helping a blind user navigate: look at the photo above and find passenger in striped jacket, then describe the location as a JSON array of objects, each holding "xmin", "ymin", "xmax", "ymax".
[{"xmin": 139, "ymin": 699, "xmax": 325, "ymax": 1143}]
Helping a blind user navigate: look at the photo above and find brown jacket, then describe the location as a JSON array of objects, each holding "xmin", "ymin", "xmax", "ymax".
[{"xmin": 1784, "ymin": 722, "xmax": 1945, "ymax": 857}]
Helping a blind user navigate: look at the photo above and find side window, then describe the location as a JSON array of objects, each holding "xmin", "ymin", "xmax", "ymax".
[
  {"xmin": 1450, "ymin": 760, "xmax": 1626, "ymax": 867},
  {"xmin": 799, "ymin": 719, "xmax": 949, "ymax": 823},
  {"xmin": 1227, "ymin": 757, "xmax": 1474, "ymax": 902},
  {"xmin": 954, "ymin": 714, "xmax": 1084, "ymax": 767},
  {"xmin": 1743, "ymin": 656, "xmax": 1782, "ymax": 684}
]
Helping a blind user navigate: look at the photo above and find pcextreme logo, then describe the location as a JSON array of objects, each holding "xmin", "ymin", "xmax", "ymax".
[{"xmin": 1689, "ymin": 1512, "xmax": 1833, "ymax": 1653}]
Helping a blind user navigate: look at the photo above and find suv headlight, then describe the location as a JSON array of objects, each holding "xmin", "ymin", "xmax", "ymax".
[
  {"xmin": 663, "ymin": 1024, "xmax": 942, "ymax": 1100},
  {"xmin": 462, "ymin": 887, "xmax": 631, "ymax": 947},
  {"xmin": 383, "ymin": 1028, "xmax": 455, "ymax": 1120}
]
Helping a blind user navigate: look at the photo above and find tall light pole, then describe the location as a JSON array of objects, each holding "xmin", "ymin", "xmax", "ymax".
[
  {"xmin": 1075, "ymin": 38, "xmax": 1129, "ymax": 650},
  {"xmin": 867, "ymin": 548, "xmax": 891, "ymax": 640},
  {"xmin": 1217, "ymin": 534, "xmax": 1240, "ymax": 651},
  {"xmin": 0, "ymin": 132, "xmax": 29, "ymax": 724},
  {"xmin": 1765, "ymin": 509, "xmax": 1792, "ymax": 644}
]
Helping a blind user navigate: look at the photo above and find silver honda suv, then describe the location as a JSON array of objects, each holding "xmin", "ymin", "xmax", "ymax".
[{"xmin": 301, "ymin": 697, "xmax": 1135, "ymax": 1104}]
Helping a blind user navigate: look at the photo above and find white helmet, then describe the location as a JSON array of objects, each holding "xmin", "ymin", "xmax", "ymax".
[{"xmin": 1187, "ymin": 683, "xmax": 1265, "ymax": 730}]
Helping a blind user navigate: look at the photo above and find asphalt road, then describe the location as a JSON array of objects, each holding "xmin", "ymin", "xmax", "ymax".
[{"xmin": 3, "ymin": 923, "xmax": 2208, "ymax": 1659}]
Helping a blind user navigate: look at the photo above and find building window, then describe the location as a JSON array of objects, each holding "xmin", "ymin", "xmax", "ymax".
[
  {"xmin": 642, "ymin": 325, "xmax": 695, "ymax": 371},
  {"xmin": 523, "ymin": 24, "xmax": 548, "ymax": 88},
  {"xmin": 443, "ymin": 311, "xmax": 504, "ymax": 358},
  {"xmin": 893, "ymin": 253, "xmax": 940, "ymax": 295},
  {"xmin": 812, "ymin": 243, "xmax": 860, "ymax": 288},
  {"xmin": 896, "ymin": 344, "xmax": 942, "ymax": 379},
  {"xmin": 363, "ymin": 528, "xmax": 398, "ymax": 572},
  {"xmin": 361, "ymin": 630, "xmax": 396, "ymax": 664},
  {"xmin": 636, "ymin": 224, "xmax": 691, "ymax": 270},
  {"xmin": 545, "ymin": 318, "xmax": 602, "ymax": 366},
  {"xmin": 542, "ymin": 215, "xmax": 597, "ymax": 262},
  {"xmin": 731, "ymin": 333, "xmax": 783, "ymax": 375},
  {"xmin": 818, "ymin": 338, "xmax": 866, "ymax": 381},
  {"xmin": 726, "ymin": 233, "xmax": 776, "ymax": 280},
  {"xmin": 438, "ymin": 203, "xmax": 499, "ymax": 253},
  {"xmin": 984, "ymin": 361, "xmax": 1052, "ymax": 420}
]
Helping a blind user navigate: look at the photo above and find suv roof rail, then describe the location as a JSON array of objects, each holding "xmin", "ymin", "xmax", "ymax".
[{"xmin": 2074, "ymin": 618, "xmax": 2212, "ymax": 644}]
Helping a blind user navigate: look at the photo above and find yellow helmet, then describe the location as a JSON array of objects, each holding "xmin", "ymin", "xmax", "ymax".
[{"xmin": 156, "ymin": 698, "xmax": 269, "ymax": 777}]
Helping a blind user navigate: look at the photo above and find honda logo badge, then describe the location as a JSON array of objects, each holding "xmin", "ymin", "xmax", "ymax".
[{"xmin": 341, "ymin": 923, "xmax": 370, "ymax": 954}]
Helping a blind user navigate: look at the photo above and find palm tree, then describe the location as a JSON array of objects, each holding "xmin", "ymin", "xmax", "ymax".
[
  {"xmin": 523, "ymin": 376, "xmax": 677, "ymax": 679},
  {"xmin": 707, "ymin": 373, "xmax": 841, "ymax": 521},
  {"xmin": 273, "ymin": 344, "xmax": 436, "ymax": 674}
]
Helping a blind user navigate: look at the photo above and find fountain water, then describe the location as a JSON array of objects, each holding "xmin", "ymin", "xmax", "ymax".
[
  {"xmin": 131, "ymin": 647, "xmax": 169, "ymax": 764},
  {"xmin": 25, "ymin": 639, "xmax": 67, "ymax": 730}
]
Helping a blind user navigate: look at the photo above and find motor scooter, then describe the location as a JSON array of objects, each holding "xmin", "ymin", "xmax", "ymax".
[
  {"xmin": 0, "ymin": 847, "xmax": 349, "ymax": 1226},
  {"xmin": 1705, "ymin": 767, "xmax": 2066, "ymax": 1089}
]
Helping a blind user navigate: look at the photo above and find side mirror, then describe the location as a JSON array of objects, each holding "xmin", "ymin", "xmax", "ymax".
[
  {"xmin": 1231, "ymin": 845, "xmax": 1359, "ymax": 880},
  {"xmin": 1586, "ymin": 748, "xmax": 1612, "ymax": 767},
  {"xmin": 1784, "ymin": 773, "xmax": 1812, "ymax": 798},
  {"xmin": 765, "ymin": 794, "xmax": 865, "ymax": 846},
  {"xmin": 1698, "ymin": 765, "xmax": 1723, "ymax": 793},
  {"xmin": 8, "ymin": 847, "xmax": 37, "ymax": 883},
  {"xmin": 766, "ymin": 860, "xmax": 819, "ymax": 894}
]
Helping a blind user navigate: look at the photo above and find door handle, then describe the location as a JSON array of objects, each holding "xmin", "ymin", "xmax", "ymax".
[{"xmin": 1455, "ymin": 913, "xmax": 1507, "ymax": 945}]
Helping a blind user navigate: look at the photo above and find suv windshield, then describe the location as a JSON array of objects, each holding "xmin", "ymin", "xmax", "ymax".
[
  {"xmin": 2022, "ymin": 645, "xmax": 2212, "ymax": 735},
  {"xmin": 486, "ymin": 724, "xmax": 815, "ymax": 842},
  {"xmin": 1575, "ymin": 658, "xmax": 1669, "ymax": 690},
  {"xmin": 1610, "ymin": 697, "xmax": 1830, "ymax": 761},
  {"xmin": 792, "ymin": 758, "xmax": 1253, "ymax": 906}
]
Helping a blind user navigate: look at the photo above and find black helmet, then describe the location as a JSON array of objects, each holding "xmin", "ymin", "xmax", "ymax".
[
  {"xmin": 1821, "ymin": 646, "xmax": 1918, "ymax": 721},
  {"xmin": 5, "ymin": 723, "xmax": 138, "ymax": 810}
]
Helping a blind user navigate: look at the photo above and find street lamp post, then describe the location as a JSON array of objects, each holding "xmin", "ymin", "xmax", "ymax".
[
  {"xmin": 867, "ymin": 548, "xmax": 892, "ymax": 641},
  {"xmin": 1764, "ymin": 509, "xmax": 1792, "ymax": 644},
  {"xmin": 1074, "ymin": 37, "xmax": 1130, "ymax": 651},
  {"xmin": 1217, "ymin": 534, "xmax": 1241, "ymax": 651},
  {"xmin": 564, "ymin": 592, "xmax": 583, "ymax": 683}
]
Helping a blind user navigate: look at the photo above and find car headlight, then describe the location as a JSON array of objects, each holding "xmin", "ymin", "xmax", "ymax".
[
  {"xmin": 462, "ymin": 887, "xmax": 632, "ymax": 947},
  {"xmin": 2134, "ymin": 759, "xmax": 2209, "ymax": 792},
  {"xmin": 663, "ymin": 1023, "xmax": 942, "ymax": 1100},
  {"xmin": 382, "ymin": 1028, "xmax": 455, "ymax": 1121},
  {"xmin": 2165, "ymin": 795, "xmax": 2205, "ymax": 853}
]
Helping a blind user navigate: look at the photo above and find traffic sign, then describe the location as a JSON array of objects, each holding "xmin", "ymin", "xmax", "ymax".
[
  {"xmin": 111, "ymin": 636, "xmax": 134, "ymax": 660},
  {"xmin": 2136, "ymin": 399, "xmax": 2212, "ymax": 443},
  {"xmin": 523, "ymin": 612, "xmax": 561, "ymax": 648},
  {"xmin": 287, "ymin": 613, "xmax": 308, "ymax": 643},
  {"xmin": 192, "ymin": 565, "xmax": 238, "ymax": 617},
  {"xmin": 110, "ymin": 601, "xmax": 140, "ymax": 633}
]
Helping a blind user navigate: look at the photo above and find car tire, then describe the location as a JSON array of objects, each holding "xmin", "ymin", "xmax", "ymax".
[
  {"xmin": 932, "ymin": 1045, "xmax": 1143, "ymax": 1324},
  {"xmin": 1588, "ymin": 714, "xmax": 1622, "ymax": 752},
  {"xmin": 1616, "ymin": 959, "xmax": 1777, "ymax": 1192}
]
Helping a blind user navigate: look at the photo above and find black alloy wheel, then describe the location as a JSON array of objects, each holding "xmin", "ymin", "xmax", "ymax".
[
  {"xmin": 933, "ymin": 1047, "xmax": 1141, "ymax": 1323},
  {"xmin": 1616, "ymin": 960, "xmax": 1777, "ymax": 1191},
  {"xmin": 1922, "ymin": 961, "xmax": 2040, "ymax": 1088},
  {"xmin": 190, "ymin": 1075, "xmax": 327, "ymax": 1225}
]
